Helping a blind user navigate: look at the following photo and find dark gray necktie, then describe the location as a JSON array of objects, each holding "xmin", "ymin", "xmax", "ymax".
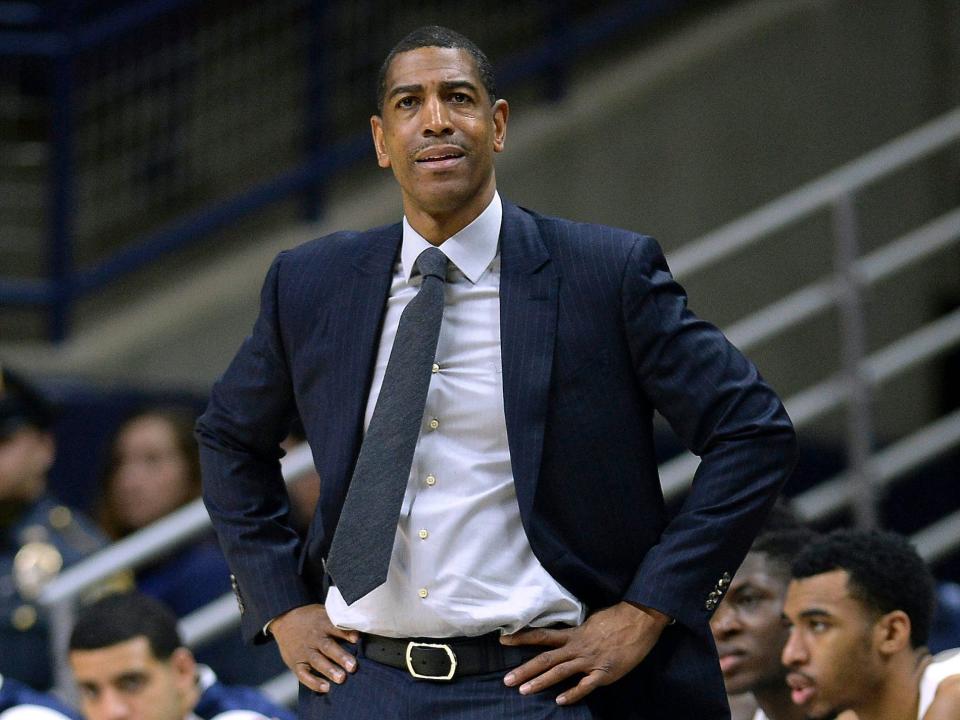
[{"xmin": 325, "ymin": 246, "xmax": 449, "ymax": 604}]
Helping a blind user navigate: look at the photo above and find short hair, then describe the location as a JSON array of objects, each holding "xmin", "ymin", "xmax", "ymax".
[
  {"xmin": 751, "ymin": 527, "xmax": 818, "ymax": 580},
  {"xmin": 69, "ymin": 591, "xmax": 181, "ymax": 660},
  {"xmin": 791, "ymin": 529, "xmax": 936, "ymax": 648},
  {"xmin": 376, "ymin": 25, "xmax": 497, "ymax": 113}
]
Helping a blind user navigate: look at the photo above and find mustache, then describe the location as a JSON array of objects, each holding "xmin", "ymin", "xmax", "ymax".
[{"xmin": 410, "ymin": 140, "xmax": 468, "ymax": 157}]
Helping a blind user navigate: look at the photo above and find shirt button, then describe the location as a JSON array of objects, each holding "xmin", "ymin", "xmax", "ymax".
[
  {"xmin": 432, "ymin": 362, "xmax": 440, "ymax": 373},
  {"xmin": 418, "ymin": 529, "xmax": 429, "ymax": 540},
  {"xmin": 418, "ymin": 588, "xmax": 428, "ymax": 599},
  {"xmin": 428, "ymin": 418, "xmax": 440, "ymax": 430},
  {"xmin": 425, "ymin": 475, "xmax": 437, "ymax": 486}
]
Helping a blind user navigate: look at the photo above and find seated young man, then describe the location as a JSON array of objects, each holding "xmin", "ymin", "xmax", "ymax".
[
  {"xmin": 712, "ymin": 528, "xmax": 817, "ymax": 720},
  {"xmin": 67, "ymin": 592, "xmax": 294, "ymax": 720},
  {"xmin": 782, "ymin": 529, "xmax": 960, "ymax": 720}
]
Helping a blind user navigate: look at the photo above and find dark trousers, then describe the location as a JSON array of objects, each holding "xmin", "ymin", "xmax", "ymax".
[{"xmin": 298, "ymin": 643, "xmax": 597, "ymax": 720}]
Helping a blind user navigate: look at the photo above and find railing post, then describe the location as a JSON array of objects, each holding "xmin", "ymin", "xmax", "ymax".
[
  {"xmin": 832, "ymin": 192, "xmax": 879, "ymax": 529},
  {"xmin": 49, "ymin": 597, "xmax": 77, "ymax": 701},
  {"xmin": 302, "ymin": 0, "xmax": 327, "ymax": 221},
  {"xmin": 48, "ymin": 2, "xmax": 78, "ymax": 342},
  {"xmin": 543, "ymin": 0, "xmax": 572, "ymax": 102}
]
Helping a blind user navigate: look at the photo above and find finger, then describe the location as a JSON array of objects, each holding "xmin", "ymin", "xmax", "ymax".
[
  {"xmin": 295, "ymin": 664, "xmax": 330, "ymax": 694},
  {"xmin": 500, "ymin": 627, "xmax": 569, "ymax": 647},
  {"xmin": 557, "ymin": 669, "xmax": 609, "ymax": 706},
  {"xmin": 318, "ymin": 636, "xmax": 359, "ymax": 673},
  {"xmin": 517, "ymin": 660, "xmax": 583, "ymax": 696},
  {"xmin": 327, "ymin": 624, "xmax": 361, "ymax": 644},
  {"xmin": 304, "ymin": 647, "xmax": 351, "ymax": 684},
  {"xmin": 504, "ymin": 647, "xmax": 573, "ymax": 687}
]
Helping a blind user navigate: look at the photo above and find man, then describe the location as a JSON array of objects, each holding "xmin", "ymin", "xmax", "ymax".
[
  {"xmin": 782, "ymin": 529, "xmax": 960, "ymax": 720},
  {"xmin": 196, "ymin": 25, "xmax": 797, "ymax": 719},
  {"xmin": 711, "ymin": 528, "xmax": 817, "ymax": 720},
  {"xmin": 0, "ymin": 367, "xmax": 110, "ymax": 689},
  {"xmin": 67, "ymin": 592, "xmax": 295, "ymax": 720},
  {"xmin": 0, "ymin": 673, "xmax": 79, "ymax": 720}
]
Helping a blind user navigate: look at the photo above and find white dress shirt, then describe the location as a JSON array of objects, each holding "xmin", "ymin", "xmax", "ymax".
[{"xmin": 324, "ymin": 192, "xmax": 585, "ymax": 637}]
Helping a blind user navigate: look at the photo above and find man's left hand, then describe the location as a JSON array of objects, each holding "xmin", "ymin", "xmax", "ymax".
[{"xmin": 500, "ymin": 601, "xmax": 671, "ymax": 706}]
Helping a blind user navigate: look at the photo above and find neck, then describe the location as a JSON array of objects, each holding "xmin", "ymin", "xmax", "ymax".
[
  {"xmin": 754, "ymin": 681, "xmax": 808, "ymax": 720},
  {"xmin": 854, "ymin": 650, "xmax": 931, "ymax": 720},
  {"xmin": 403, "ymin": 183, "xmax": 496, "ymax": 245}
]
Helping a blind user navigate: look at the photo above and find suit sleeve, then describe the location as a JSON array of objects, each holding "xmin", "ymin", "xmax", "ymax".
[
  {"xmin": 195, "ymin": 251, "xmax": 319, "ymax": 643},
  {"xmin": 619, "ymin": 236, "xmax": 797, "ymax": 629}
]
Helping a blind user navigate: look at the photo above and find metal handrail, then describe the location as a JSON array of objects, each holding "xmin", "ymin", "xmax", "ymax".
[{"xmin": 669, "ymin": 105, "xmax": 960, "ymax": 280}]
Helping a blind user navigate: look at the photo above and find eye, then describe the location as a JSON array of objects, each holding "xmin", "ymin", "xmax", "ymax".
[
  {"xmin": 808, "ymin": 619, "xmax": 829, "ymax": 633},
  {"xmin": 396, "ymin": 96, "xmax": 419, "ymax": 110},
  {"xmin": 117, "ymin": 675, "xmax": 148, "ymax": 694},
  {"xmin": 78, "ymin": 686, "xmax": 99, "ymax": 701},
  {"xmin": 450, "ymin": 92, "xmax": 470, "ymax": 103}
]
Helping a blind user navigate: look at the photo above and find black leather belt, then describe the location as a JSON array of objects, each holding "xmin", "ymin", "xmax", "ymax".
[{"xmin": 361, "ymin": 632, "xmax": 541, "ymax": 681}]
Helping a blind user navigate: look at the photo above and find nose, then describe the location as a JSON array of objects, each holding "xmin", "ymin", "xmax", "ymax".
[
  {"xmin": 97, "ymin": 689, "xmax": 131, "ymax": 720},
  {"xmin": 710, "ymin": 601, "xmax": 741, "ymax": 639},
  {"xmin": 421, "ymin": 94, "xmax": 452, "ymax": 137},
  {"xmin": 781, "ymin": 628, "xmax": 806, "ymax": 668}
]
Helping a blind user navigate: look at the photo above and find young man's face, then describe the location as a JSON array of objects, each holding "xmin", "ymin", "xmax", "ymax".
[
  {"xmin": 371, "ymin": 45, "xmax": 508, "ymax": 229},
  {"xmin": 69, "ymin": 636, "xmax": 196, "ymax": 720},
  {"xmin": 781, "ymin": 569, "xmax": 883, "ymax": 719},
  {"xmin": 710, "ymin": 552, "xmax": 791, "ymax": 695}
]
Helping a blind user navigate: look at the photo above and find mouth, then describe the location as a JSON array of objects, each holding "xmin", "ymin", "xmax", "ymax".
[
  {"xmin": 717, "ymin": 650, "xmax": 746, "ymax": 674},
  {"xmin": 786, "ymin": 672, "xmax": 817, "ymax": 706},
  {"xmin": 415, "ymin": 145, "xmax": 465, "ymax": 168}
]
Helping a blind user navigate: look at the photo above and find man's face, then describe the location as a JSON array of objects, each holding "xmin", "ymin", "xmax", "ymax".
[
  {"xmin": 69, "ymin": 637, "xmax": 196, "ymax": 720},
  {"xmin": 710, "ymin": 552, "xmax": 790, "ymax": 695},
  {"xmin": 0, "ymin": 427, "xmax": 53, "ymax": 501},
  {"xmin": 781, "ymin": 570, "xmax": 882, "ymax": 719},
  {"xmin": 371, "ymin": 46, "xmax": 508, "ymax": 227}
]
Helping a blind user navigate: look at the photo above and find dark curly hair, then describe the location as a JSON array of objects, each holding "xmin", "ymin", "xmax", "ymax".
[
  {"xmin": 376, "ymin": 25, "xmax": 497, "ymax": 113},
  {"xmin": 791, "ymin": 529, "xmax": 935, "ymax": 648}
]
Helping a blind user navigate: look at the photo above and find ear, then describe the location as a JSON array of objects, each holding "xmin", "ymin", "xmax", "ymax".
[
  {"xmin": 370, "ymin": 115, "xmax": 391, "ymax": 168},
  {"xmin": 491, "ymin": 99, "xmax": 509, "ymax": 153},
  {"xmin": 33, "ymin": 431, "xmax": 56, "ymax": 475},
  {"xmin": 874, "ymin": 609, "xmax": 912, "ymax": 656},
  {"xmin": 169, "ymin": 646, "xmax": 197, "ymax": 690}
]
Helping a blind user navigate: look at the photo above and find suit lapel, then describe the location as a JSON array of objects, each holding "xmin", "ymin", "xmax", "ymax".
[
  {"xmin": 326, "ymin": 225, "xmax": 401, "ymax": 482},
  {"xmin": 499, "ymin": 202, "xmax": 559, "ymax": 519}
]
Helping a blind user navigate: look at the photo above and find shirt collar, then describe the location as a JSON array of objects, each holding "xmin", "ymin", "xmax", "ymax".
[{"xmin": 401, "ymin": 191, "xmax": 502, "ymax": 284}]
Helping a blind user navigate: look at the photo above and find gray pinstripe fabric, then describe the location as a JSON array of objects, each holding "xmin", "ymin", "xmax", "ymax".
[{"xmin": 325, "ymin": 246, "xmax": 449, "ymax": 604}]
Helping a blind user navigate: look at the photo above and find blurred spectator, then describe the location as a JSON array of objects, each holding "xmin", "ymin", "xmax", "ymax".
[
  {"xmin": 97, "ymin": 408, "xmax": 227, "ymax": 616},
  {"xmin": 96, "ymin": 408, "xmax": 285, "ymax": 685},
  {"xmin": 0, "ymin": 673, "xmax": 80, "ymax": 720},
  {"xmin": 931, "ymin": 581, "xmax": 960, "ymax": 654},
  {"xmin": 0, "ymin": 366, "xmax": 118, "ymax": 690},
  {"xmin": 711, "ymin": 527, "xmax": 816, "ymax": 720},
  {"xmin": 783, "ymin": 529, "xmax": 960, "ymax": 719},
  {"xmin": 68, "ymin": 592, "xmax": 295, "ymax": 720}
]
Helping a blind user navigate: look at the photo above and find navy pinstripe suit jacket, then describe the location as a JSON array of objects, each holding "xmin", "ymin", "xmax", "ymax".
[{"xmin": 197, "ymin": 200, "xmax": 796, "ymax": 717}]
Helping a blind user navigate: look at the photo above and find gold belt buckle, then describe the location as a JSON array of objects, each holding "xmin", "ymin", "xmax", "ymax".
[{"xmin": 405, "ymin": 641, "xmax": 457, "ymax": 680}]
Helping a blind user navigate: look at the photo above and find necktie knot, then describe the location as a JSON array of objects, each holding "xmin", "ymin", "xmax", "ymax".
[{"xmin": 416, "ymin": 247, "xmax": 448, "ymax": 282}]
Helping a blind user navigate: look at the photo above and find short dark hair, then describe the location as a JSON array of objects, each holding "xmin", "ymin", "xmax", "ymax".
[
  {"xmin": 751, "ymin": 527, "xmax": 818, "ymax": 581},
  {"xmin": 0, "ymin": 366, "xmax": 54, "ymax": 439},
  {"xmin": 376, "ymin": 25, "xmax": 497, "ymax": 113},
  {"xmin": 791, "ymin": 529, "xmax": 935, "ymax": 648},
  {"xmin": 69, "ymin": 591, "xmax": 181, "ymax": 660}
]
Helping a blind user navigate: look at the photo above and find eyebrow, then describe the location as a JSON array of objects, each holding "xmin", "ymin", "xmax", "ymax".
[
  {"xmin": 797, "ymin": 608, "xmax": 832, "ymax": 619},
  {"xmin": 387, "ymin": 80, "xmax": 481, "ymax": 101}
]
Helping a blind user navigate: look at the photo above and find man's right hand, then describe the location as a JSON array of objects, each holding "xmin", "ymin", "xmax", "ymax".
[{"xmin": 269, "ymin": 603, "xmax": 359, "ymax": 693}]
